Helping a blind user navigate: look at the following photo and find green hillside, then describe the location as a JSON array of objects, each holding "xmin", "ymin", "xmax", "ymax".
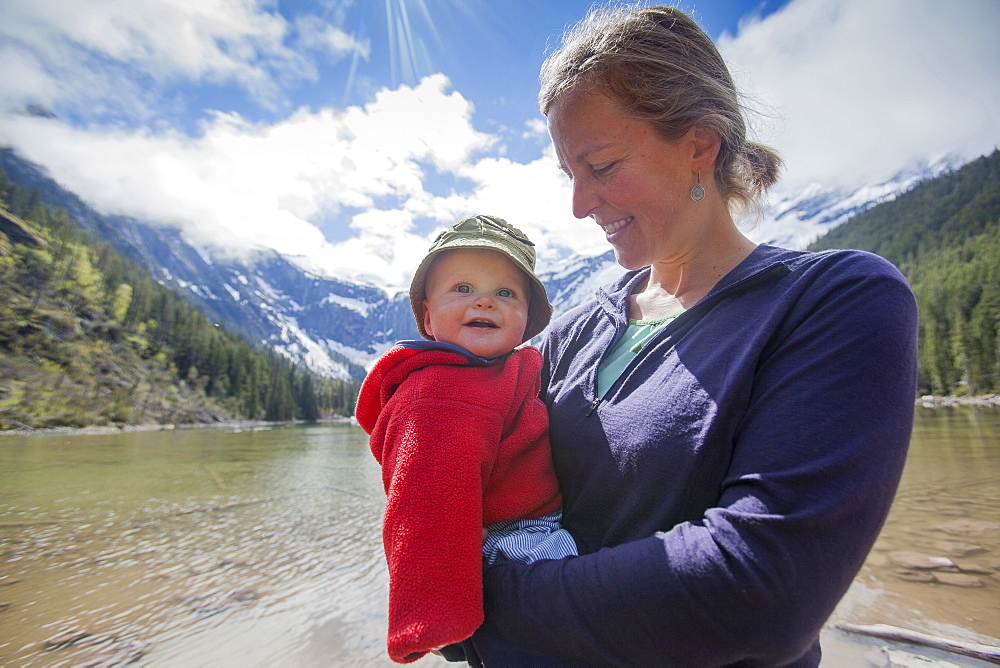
[
  {"xmin": 0, "ymin": 170, "xmax": 360, "ymax": 430},
  {"xmin": 809, "ymin": 150, "xmax": 1000, "ymax": 396}
]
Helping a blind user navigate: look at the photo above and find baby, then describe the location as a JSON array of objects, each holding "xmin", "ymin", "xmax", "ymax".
[{"xmin": 355, "ymin": 214, "xmax": 576, "ymax": 663}]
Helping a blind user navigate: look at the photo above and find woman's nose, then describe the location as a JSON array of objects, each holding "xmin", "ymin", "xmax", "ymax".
[{"xmin": 571, "ymin": 177, "xmax": 599, "ymax": 219}]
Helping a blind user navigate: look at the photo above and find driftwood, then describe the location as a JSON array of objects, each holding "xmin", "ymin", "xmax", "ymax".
[{"xmin": 836, "ymin": 623, "xmax": 1000, "ymax": 665}]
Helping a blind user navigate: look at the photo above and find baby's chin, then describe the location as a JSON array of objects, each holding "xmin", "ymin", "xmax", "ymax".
[
  {"xmin": 461, "ymin": 339, "xmax": 516, "ymax": 359},
  {"xmin": 467, "ymin": 346, "xmax": 508, "ymax": 359}
]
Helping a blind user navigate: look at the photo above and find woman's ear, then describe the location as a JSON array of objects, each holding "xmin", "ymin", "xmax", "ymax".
[{"xmin": 690, "ymin": 125, "xmax": 722, "ymax": 173}]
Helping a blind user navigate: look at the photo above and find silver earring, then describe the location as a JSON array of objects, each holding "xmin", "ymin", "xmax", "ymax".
[{"xmin": 690, "ymin": 171, "xmax": 705, "ymax": 201}]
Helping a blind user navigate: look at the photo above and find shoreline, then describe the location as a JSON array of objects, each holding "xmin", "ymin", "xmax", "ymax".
[
  {"xmin": 0, "ymin": 416, "xmax": 355, "ymax": 438},
  {"xmin": 2, "ymin": 398, "xmax": 998, "ymax": 437}
]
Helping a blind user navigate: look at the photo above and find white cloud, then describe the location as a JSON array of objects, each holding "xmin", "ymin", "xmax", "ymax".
[
  {"xmin": 719, "ymin": 0, "xmax": 1000, "ymax": 194},
  {"xmin": 0, "ymin": 0, "xmax": 313, "ymax": 114},
  {"xmin": 455, "ymin": 150, "xmax": 606, "ymax": 267},
  {"xmin": 522, "ymin": 117, "xmax": 547, "ymax": 139},
  {"xmin": 294, "ymin": 14, "xmax": 370, "ymax": 59},
  {"xmin": 342, "ymin": 74, "xmax": 496, "ymax": 181},
  {"xmin": 0, "ymin": 74, "xmax": 541, "ymax": 292},
  {"xmin": 0, "ymin": 45, "xmax": 57, "ymax": 106}
]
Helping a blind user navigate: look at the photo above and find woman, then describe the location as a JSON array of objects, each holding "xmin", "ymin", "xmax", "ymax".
[{"xmin": 456, "ymin": 5, "xmax": 918, "ymax": 667}]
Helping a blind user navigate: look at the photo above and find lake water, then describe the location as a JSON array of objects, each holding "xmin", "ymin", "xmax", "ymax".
[{"xmin": 1, "ymin": 408, "xmax": 998, "ymax": 667}]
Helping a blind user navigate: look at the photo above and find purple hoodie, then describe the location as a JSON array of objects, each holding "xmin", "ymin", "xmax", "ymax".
[{"xmin": 466, "ymin": 244, "xmax": 918, "ymax": 667}]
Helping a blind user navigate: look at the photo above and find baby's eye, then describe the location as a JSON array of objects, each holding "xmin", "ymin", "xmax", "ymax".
[
  {"xmin": 456, "ymin": 284, "xmax": 472, "ymax": 293},
  {"xmin": 497, "ymin": 288, "xmax": 513, "ymax": 298}
]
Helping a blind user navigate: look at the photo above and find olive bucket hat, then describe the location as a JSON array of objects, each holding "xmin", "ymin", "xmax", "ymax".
[{"xmin": 409, "ymin": 214, "xmax": 553, "ymax": 343}]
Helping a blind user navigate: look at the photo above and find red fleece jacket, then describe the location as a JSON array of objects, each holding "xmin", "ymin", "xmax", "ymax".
[{"xmin": 355, "ymin": 342, "xmax": 562, "ymax": 663}]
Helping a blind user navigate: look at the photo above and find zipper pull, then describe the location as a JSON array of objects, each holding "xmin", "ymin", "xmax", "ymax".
[{"xmin": 586, "ymin": 398, "xmax": 601, "ymax": 417}]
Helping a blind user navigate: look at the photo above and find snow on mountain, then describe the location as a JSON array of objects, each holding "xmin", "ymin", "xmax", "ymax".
[
  {"xmin": 536, "ymin": 250, "xmax": 620, "ymax": 319},
  {"xmin": 321, "ymin": 292, "xmax": 377, "ymax": 317},
  {"xmin": 753, "ymin": 157, "xmax": 959, "ymax": 249}
]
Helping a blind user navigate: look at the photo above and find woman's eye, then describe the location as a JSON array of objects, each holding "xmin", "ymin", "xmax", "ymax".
[
  {"xmin": 456, "ymin": 284, "xmax": 471, "ymax": 293},
  {"xmin": 593, "ymin": 161, "xmax": 617, "ymax": 176},
  {"xmin": 497, "ymin": 288, "xmax": 513, "ymax": 298}
]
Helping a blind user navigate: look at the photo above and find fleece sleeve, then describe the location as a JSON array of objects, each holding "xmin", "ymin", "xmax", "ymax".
[
  {"xmin": 471, "ymin": 256, "xmax": 919, "ymax": 666},
  {"xmin": 378, "ymin": 397, "xmax": 500, "ymax": 663}
]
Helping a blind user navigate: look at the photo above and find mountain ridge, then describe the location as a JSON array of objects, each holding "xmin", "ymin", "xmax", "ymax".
[{"xmin": 0, "ymin": 146, "xmax": 972, "ymax": 381}]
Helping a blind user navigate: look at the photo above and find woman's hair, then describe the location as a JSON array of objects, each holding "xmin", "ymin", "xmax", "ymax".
[{"xmin": 539, "ymin": 4, "xmax": 782, "ymax": 211}]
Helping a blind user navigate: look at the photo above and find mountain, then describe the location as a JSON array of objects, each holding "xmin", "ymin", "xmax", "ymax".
[
  {"xmin": 0, "ymin": 190, "xmax": 359, "ymax": 428},
  {"xmin": 750, "ymin": 157, "xmax": 959, "ymax": 251},
  {"xmin": 0, "ymin": 147, "xmax": 968, "ymax": 381},
  {"xmin": 1, "ymin": 148, "xmax": 416, "ymax": 379}
]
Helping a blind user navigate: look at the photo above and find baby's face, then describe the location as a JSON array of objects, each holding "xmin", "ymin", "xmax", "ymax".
[{"xmin": 422, "ymin": 248, "xmax": 530, "ymax": 359}]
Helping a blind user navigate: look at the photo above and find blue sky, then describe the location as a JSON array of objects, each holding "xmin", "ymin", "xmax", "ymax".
[{"xmin": 1, "ymin": 0, "xmax": 997, "ymax": 291}]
